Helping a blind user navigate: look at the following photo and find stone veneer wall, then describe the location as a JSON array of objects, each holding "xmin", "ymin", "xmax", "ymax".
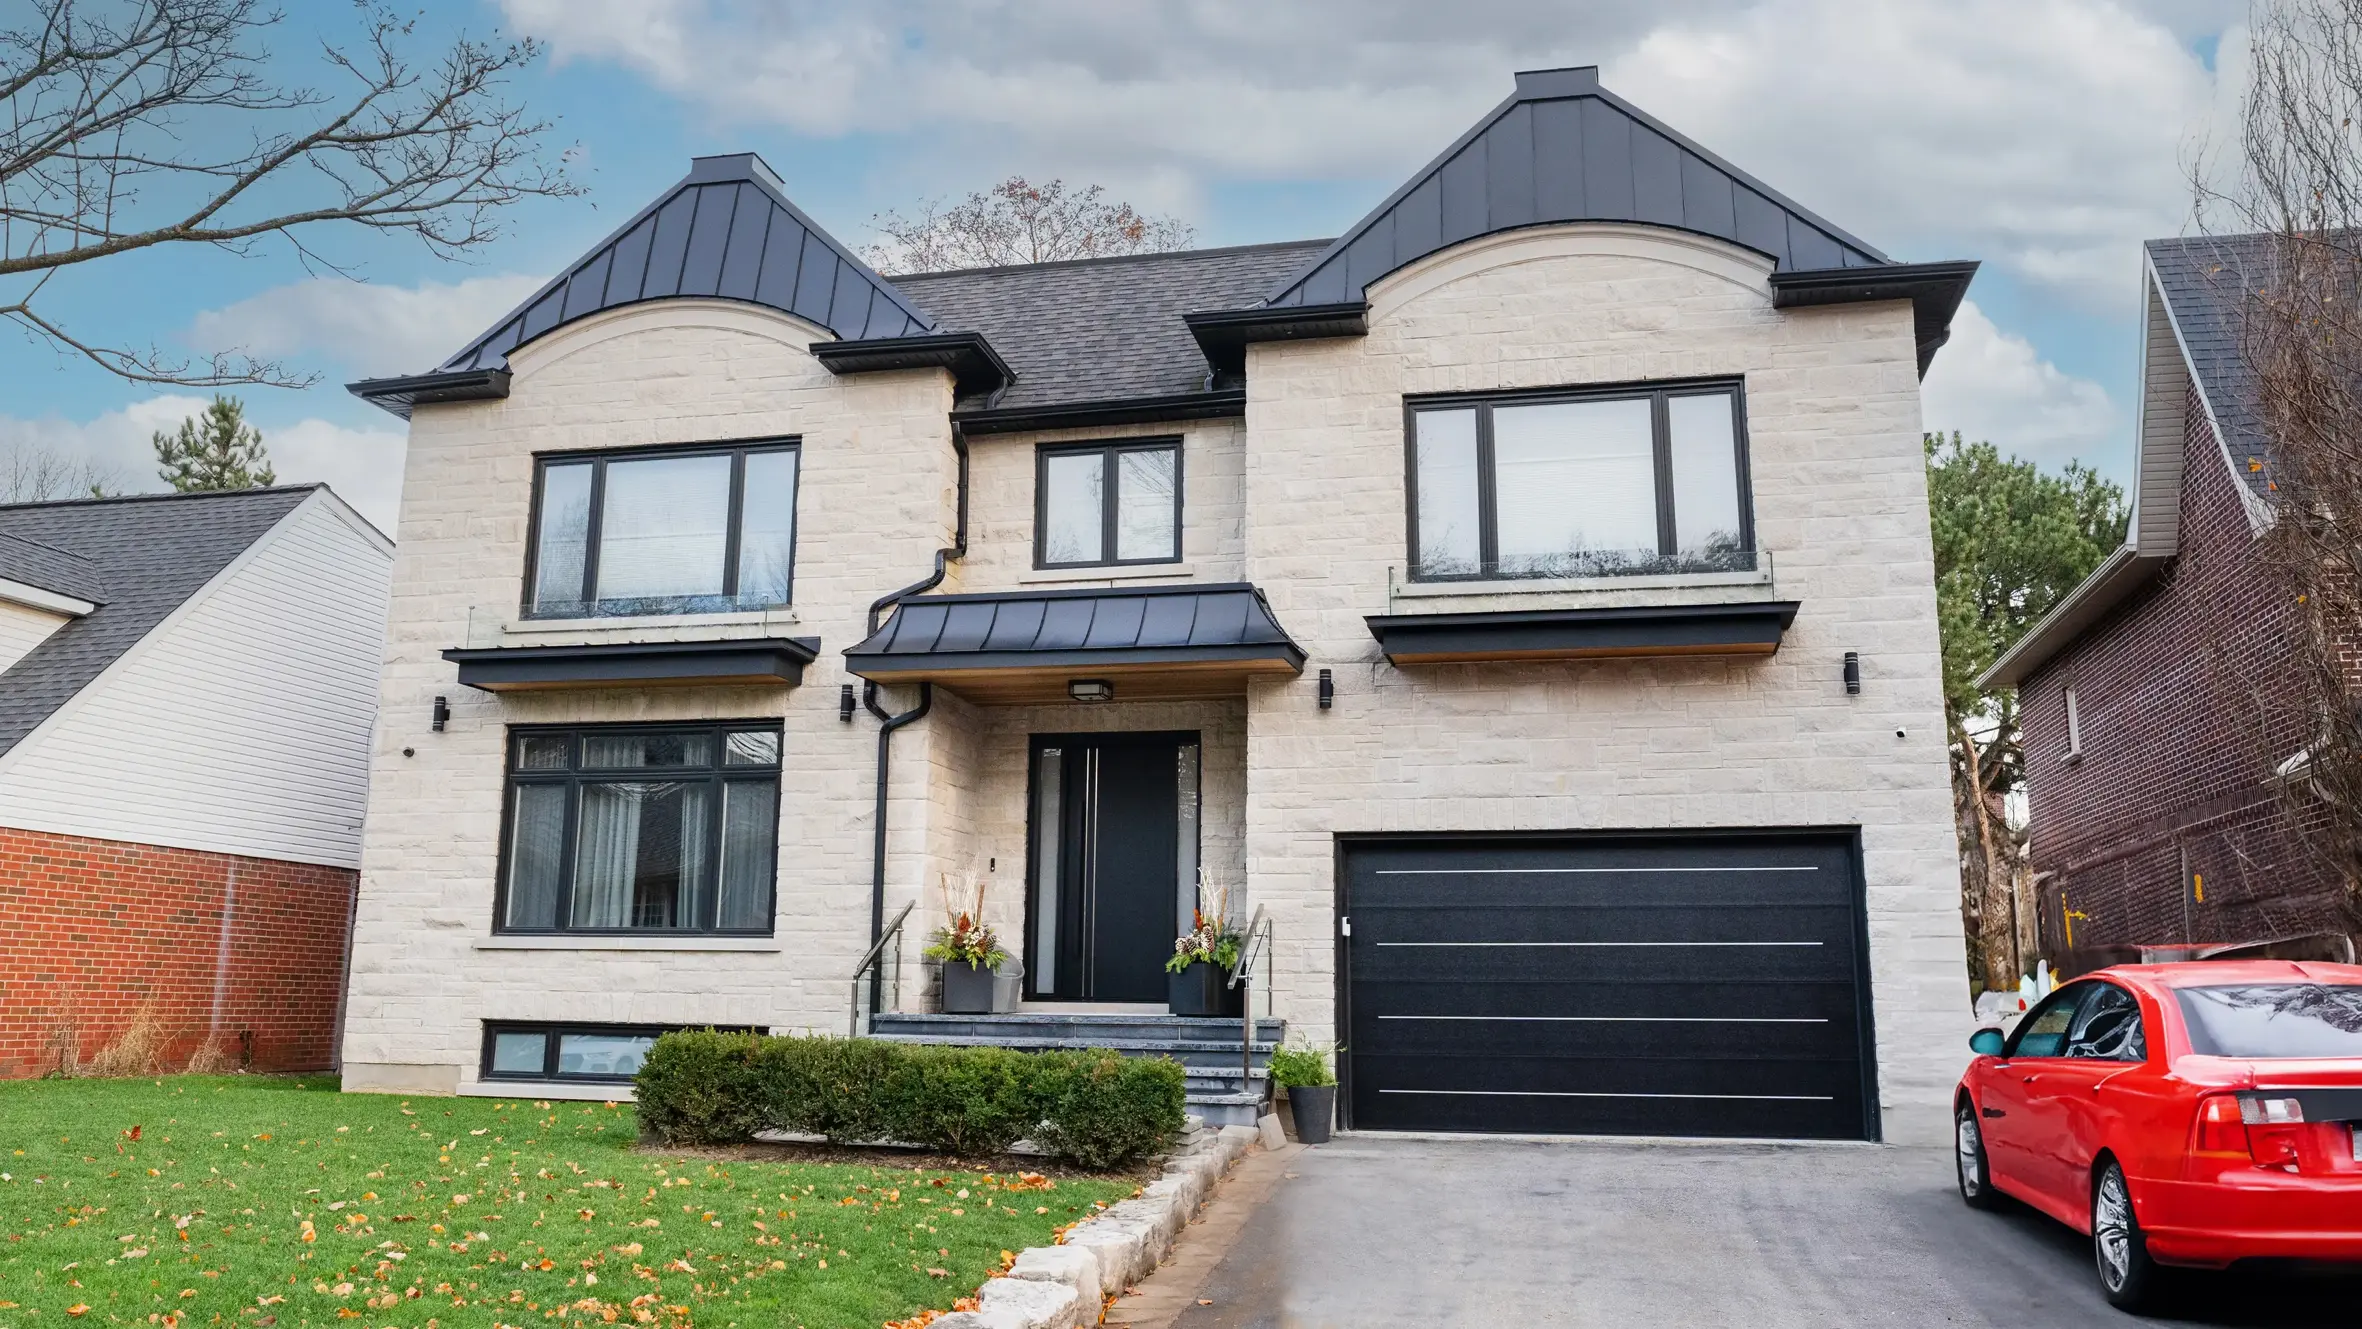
[{"xmin": 1236, "ymin": 226, "xmax": 1970, "ymax": 1143}]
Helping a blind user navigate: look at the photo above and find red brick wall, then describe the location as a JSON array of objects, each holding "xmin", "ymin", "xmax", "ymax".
[
  {"xmin": 2019, "ymin": 383, "xmax": 2346, "ymax": 956},
  {"xmin": 0, "ymin": 825, "xmax": 354, "ymax": 1078}
]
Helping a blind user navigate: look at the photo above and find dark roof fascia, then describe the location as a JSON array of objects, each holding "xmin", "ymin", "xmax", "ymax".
[
  {"xmin": 1183, "ymin": 301, "xmax": 1369, "ymax": 374},
  {"xmin": 1768, "ymin": 260, "xmax": 1980, "ymax": 376},
  {"xmin": 1365, "ymin": 600, "xmax": 1802, "ymax": 664},
  {"xmin": 810, "ymin": 331, "xmax": 1013, "ymax": 397},
  {"xmin": 847, "ymin": 641, "xmax": 1306, "ymax": 676},
  {"xmin": 347, "ymin": 368, "xmax": 513, "ymax": 419},
  {"xmin": 952, "ymin": 389, "xmax": 1246, "ymax": 436},
  {"xmin": 441, "ymin": 636, "xmax": 820, "ymax": 691},
  {"xmin": 1267, "ymin": 65, "xmax": 1890, "ymax": 308}
]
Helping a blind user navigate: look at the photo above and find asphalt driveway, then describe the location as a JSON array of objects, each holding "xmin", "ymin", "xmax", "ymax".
[{"xmin": 1161, "ymin": 1134, "xmax": 2361, "ymax": 1328}]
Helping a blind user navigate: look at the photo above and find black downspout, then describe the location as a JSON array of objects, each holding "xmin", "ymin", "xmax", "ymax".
[{"xmin": 862, "ymin": 423, "xmax": 969, "ymax": 1020}]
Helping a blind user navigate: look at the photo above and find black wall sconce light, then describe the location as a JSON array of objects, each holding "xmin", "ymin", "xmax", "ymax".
[
  {"xmin": 1318, "ymin": 668, "xmax": 1334, "ymax": 710},
  {"xmin": 839, "ymin": 683, "xmax": 857, "ymax": 722},
  {"xmin": 431, "ymin": 694, "xmax": 450, "ymax": 731},
  {"xmin": 1842, "ymin": 652, "xmax": 1862, "ymax": 696}
]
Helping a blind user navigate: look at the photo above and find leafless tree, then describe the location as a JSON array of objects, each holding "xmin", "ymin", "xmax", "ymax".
[
  {"xmin": 1, "ymin": 0, "xmax": 577, "ymax": 388},
  {"xmin": 862, "ymin": 176, "xmax": 1194, "ymax": 274},
  {"xmin": 2197, "ymin": 0, "xmax": 2362, "ymax": 928},
  {"xmin": 0, "ymin": 437, "xmax": 120, "ymax": 500}
]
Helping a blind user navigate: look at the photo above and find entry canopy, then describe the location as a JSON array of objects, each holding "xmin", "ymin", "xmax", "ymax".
[{"xmin": 846, "ymin": 583, "xmax": 1305, "ymax": 704}]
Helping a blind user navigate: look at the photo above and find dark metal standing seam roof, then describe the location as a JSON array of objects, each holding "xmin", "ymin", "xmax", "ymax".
[
  {"xmin": 1267, "ymin": 65, "xmax": 1890, "ymax": 309},
  {"xmin": 889, "ymin": 241, "xmax": 1331, "ymax": 412},
  {"xmin": 845, "ymin": 583, "xmax": 1305, "ymax": 672},
  {"xmin": 0, "ymin": 531, "xmax": 108, "ymax": 603},
  {"xmin": 436, "ymin": 153, "xmax": 934, "ymax": 375},
  {"xmin": 2147, "ymin": 234, "xmax": 2272, "ymax": 499},
  {"xmin": 0, "ymin": 486, "xmax": 315, "ymax": 758}
]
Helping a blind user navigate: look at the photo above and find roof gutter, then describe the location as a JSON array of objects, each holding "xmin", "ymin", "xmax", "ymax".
[
  {"xmin": 1976, "ymin": 544, "xmax": 2165, "ymax": 689},
  {"xmin": 1768, "ymin": 260, "xmax": 1979, "ymax": 377},
  {"xmin": 953, "ymin": 389, "xmax": 1246, "ymax": 436}
]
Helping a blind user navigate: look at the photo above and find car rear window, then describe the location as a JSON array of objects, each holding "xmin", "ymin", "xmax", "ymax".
[{"xmin": 2175, "ymin": 983, "xmax": 2362, "ymax": 1059}]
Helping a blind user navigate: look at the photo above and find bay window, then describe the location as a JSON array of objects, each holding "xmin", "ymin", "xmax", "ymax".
[
  {"xmin": 527, "ymin": 440, "xmax": 799, "ymax": 618},
  {"xmin": 1408, "ymin": 382, "xmax": 1752, "ymax": 580},
  {"xmin": 496, "ymin": 722, "xmax": 781, "ymax": 935}
]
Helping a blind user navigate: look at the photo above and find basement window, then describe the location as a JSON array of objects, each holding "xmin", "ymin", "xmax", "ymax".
[
  {"xmin": 1407, "ymin": 381, "xmax": 1752, "ymax": 580},
  {"xmin": 481, "ymin": 1022, "xmax": 762, "ymax": 1083}
]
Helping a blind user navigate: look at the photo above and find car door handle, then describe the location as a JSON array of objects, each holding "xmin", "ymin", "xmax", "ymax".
[
  {"xmin": 2020, "ymin": 1074, "xmax": 2040, "ymax": 1084},
  {"xmin": 1981, "ymin": 1107, "xmax": 2006, "ymax": 1119}
]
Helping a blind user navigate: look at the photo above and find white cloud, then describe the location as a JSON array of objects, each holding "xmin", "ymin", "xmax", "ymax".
[
  {"xmin": 1921, "ymin": 301, "xmax": 2121, "ymax": 470},
  {"xmin": 0, "ymin": 397, "xmax": 405, "ymax": 533},
  {"xmin": 499, "ymin": 0, "xmax": 2240, "ymax": 306},
  {"xmin": 187, "ymin": 273, "xmax": 546, "ymax": 379}
]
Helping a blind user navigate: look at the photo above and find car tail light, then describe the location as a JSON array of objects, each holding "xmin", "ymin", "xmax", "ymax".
[
  {"xmin": 2239, "ymin": 1096, "xmax": 2304, "ymax": 1126},
  {"xmin": 2193, "ymin": 1094, "xmax": 2249, "ymax": 1156},
  {"xmin": 2241, "ymin": 1097, "xmax": 2306, "ymax": 1168}
]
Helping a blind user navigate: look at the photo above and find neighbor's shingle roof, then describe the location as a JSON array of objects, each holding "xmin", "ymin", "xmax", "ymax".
[
  {"xmin": 890, "ymin": 240, "xmax": 1332, "ymax": 411},
  {"xmin": 2147, "ymin": 234, "xmax": 2271, "ymax": 498},
  {"xmin": 0, "ymin": 486, "xmax": 313, "ymax": 757},
  {"xmin": 0, "ymin": 530, "xmax": 108, "ymax": 604}
]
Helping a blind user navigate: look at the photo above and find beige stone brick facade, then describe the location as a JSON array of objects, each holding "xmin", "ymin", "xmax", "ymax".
[{"xmin": 342, "ymin": 225, "xmax": 1968, "ymax": 1143}]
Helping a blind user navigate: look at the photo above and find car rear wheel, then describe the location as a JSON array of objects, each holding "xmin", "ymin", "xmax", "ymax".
[
  {"xmin": 1955, "ymin": 1101, "xmax": 2000, "ymax": 1210},
  {"xmin": 2092, "ymin": 1160, "xmax": 2160, "ymax": 1312}
]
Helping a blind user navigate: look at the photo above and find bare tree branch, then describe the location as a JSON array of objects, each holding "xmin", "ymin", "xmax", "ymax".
[
  {"xmin": 0, "ymin": 0, "xmax": 578, "ymax": 387},
  {"xmin": 862, "ymin": 176, "xmax": 1194, "ymax": 274}
]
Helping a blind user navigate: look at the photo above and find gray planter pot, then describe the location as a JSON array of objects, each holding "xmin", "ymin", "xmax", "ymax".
[
  {"xmin": 1287, "ymin": 1084, "xmax": 1336, "ymax": 1144},
  {"xmin": 940, "ymin": 960, "xmax": 997, "ymax": 1014}
]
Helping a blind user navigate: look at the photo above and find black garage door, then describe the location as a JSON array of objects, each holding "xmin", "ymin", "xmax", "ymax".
[{"xmin": 1341, "ymin": 832, "xmax": 1875, "ymax": 1140}]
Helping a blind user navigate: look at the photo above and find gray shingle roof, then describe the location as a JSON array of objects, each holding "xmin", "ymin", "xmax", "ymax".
[
  {"xmin": 890, "ymin": 240, "xmax": 1331, "ymax": 411},
  {"xmin": 1269, "ymin": 66, "xmax": 1889, "ymax": 308},
  {"xmin": 438, "ymin": 153, "xmax": 932, "ymax": 375},
  {"xmin": 2147, "ymin": 234, "xmax": 2270, "ymax": 498},
  {"xmin": 0, "ymin": 531, "xmax": 107, "ymax": 603},
  {"xmin": 0, "ymin": 486, "xmax": 313, "ymax": 757}
]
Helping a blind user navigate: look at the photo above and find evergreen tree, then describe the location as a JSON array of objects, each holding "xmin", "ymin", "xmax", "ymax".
[{"xmin": 153, "ymin": 396, "xmax": 276, "ymax": 492}]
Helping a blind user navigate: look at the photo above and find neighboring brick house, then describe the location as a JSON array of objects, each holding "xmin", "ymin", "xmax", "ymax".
[
  {"xmin": 342, "ymin": 66, "xmax": 1979, "ymax": 1144},
  {"xmin": 1981, "ymin": 235, "xmax": 2355, "ymax": 973},
  {"xmin": 0, "ymin": 487, "xmax": 392, "ymax": 1077}
]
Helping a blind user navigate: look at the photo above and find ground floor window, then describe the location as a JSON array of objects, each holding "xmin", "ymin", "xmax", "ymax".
[{"xmin": 479, "ymin": 1022, "xmax": 763, "ymax": 1082}]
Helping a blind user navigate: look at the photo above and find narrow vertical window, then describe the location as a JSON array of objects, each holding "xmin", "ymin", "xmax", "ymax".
[
  {"xmin": 1667, "ymin": 392, "xmax": 1744, "ymax": 560},
  {"xmin": 1031, "ymin": 747, "xmax": 1064, "ymax": 992},
  {"xmin": 1413, "ymin": 409, "xmax": 1481, "ymax": 576},
  {"xmin": 532, "ymin": 463, "xmax": 595, "ymax": 609},
  {"xmin": 736, "ymin": 449, "xmax": 800, "ymax": 606},
  {"xmin": 2065, "ymin": 688, "xmax": 2084, "ymax": 762},
  {"xmin": 1174, "ymin": 742, "xmax": 1201, "ymax": 936},
  {"xmin": 1041, "ymin": 453, "xmax": 1106, "ymax": 564}
]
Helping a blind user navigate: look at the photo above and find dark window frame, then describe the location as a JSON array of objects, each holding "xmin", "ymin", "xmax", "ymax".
[
  {"xmin": 1401, "ymin": 377, "xmax": 1754, "ymax": 582},
  {"xmin": 521, "ymin": 437, "xmax": 801, "ymax": 619},
  {"xmin": 478, "ymin": 1020, "xmax": 764, "ymax": 1083},
  {"xmin": 1033, "ymin": 438, "xmax": 1185, "ymax": 569},
  {"xmin": 490, "ymin": 720, "xmax": 784, "ymax": 937}
]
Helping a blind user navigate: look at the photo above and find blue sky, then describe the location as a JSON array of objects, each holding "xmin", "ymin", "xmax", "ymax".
[{"xmin": 1, "ymin": 0, "xmax": 2251, "ymax": 530}]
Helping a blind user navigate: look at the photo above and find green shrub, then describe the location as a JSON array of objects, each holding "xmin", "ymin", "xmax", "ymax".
[
  {"xmin": 633, "ymin": 1032, "xmax": 1183, "ymax": 1168},
  {"xmin": 1266, "ymin": 1040, "xmax": 1337, "ymax": 1089},
  {"xmin": 1032, "ymin": 1050, "xmax": 1186, "ymax": 1169},
  {"xmin": 631, "ymin": 1028, "xmax": 772, "ymax": 1145}
]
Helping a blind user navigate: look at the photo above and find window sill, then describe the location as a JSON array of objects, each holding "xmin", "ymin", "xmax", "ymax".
[
  {"xmin": 459, "ymin": 1079, "xmax": 635, "ymax": 1102},
  {"xmin": 504, "ymin": 608, "xmax": 799, "ymax": 634},
  {"xmin": 1391, "ymin": 567, "xmax": 1771, "ymax": 598},
  {"xmin": 1018, "ymin": 562, "xmax": 1194, "ymax": 586},
  {"xmin": 473, "ymin": 936, "xmax": 781, "ymax": 952}
]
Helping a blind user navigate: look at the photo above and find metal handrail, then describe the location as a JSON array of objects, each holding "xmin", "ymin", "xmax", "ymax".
[
  {"xmin": 1230, "ymin": 906, "xmax": 1273, "ymax": 1085},
  {"xmin": 850, "ymin": 901, "xmax": 915, "ymax": 1037}
]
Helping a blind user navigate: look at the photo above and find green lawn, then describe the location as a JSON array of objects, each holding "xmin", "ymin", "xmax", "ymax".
[{"xmin": 0, "ymin": 1076, "xmax": 1134, "ymax": 1329}]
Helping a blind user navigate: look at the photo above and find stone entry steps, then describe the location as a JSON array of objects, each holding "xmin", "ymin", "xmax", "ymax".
[{"xmin": 871, "ymin": 1012, "xmax": 1285, "ymax": 1128}]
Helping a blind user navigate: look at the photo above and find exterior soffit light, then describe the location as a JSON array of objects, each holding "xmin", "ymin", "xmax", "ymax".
[{"xmin": 1068, "ymin": 679, "xmax": 1115, "ymax": 703}]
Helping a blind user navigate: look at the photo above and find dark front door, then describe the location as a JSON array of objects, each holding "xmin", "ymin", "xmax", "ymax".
[
  {"xmin": 1027, "ymin": 732, "xmax": 1200, "ymax": 1002},
  {"xmin": 1340, "ymin": 831, "xmax": 1876, "ymax": 1140}
]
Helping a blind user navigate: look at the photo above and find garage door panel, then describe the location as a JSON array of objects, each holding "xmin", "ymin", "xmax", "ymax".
[{"xmin": 1341, "ymin": 832, "xmax": 1873, "ymax": 1140}]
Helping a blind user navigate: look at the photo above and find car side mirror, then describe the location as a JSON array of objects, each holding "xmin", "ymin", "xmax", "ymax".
[{"xmin": 1969, "ymin": 1028, "xmax": 2006, "ymax": 1056}]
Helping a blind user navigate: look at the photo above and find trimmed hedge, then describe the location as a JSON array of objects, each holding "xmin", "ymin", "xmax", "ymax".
[{"xmin": 633, "ymin": 1031, "xmax": 1186, "ymax": 1167}]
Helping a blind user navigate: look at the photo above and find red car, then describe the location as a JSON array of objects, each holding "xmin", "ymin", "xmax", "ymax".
[{"xmin": 1954, "ymin": 960, "xmax": 2362, "ymax": 1311}]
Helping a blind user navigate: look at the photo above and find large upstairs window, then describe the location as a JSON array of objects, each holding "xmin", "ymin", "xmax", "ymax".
[
  {"xmin": 527, "ymin": 440, "xmax": 799, "ymax": 618},
  {"xmin": 497, "ymin": 722, "xmax": 781, "ymax": 935},
  {"xmin": 1408, "ymin": 382, "xmax": 1752, "ymax": 581}
]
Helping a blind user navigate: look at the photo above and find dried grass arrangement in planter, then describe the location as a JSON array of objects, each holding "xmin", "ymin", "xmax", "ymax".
[{"xmin": 924, "ymin": 872, "xmax": 1013, "ymax": 1014}]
